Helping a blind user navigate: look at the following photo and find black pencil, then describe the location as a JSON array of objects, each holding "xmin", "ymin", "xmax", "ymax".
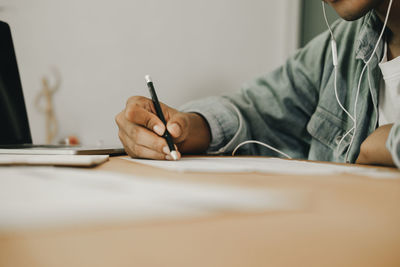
[{"xmin": 145, "ymin": 75, "xmax": 178, "ymax": 160}]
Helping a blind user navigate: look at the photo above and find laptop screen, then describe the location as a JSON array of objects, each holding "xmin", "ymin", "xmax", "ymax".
[{"xmin": 0, "ymin": 21, "xmax": 32, "ymax": 145}]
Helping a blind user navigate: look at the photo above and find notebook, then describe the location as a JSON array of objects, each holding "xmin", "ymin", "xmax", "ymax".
[{"xmin": 0, "ymin": 21, "xmax": 124, "ymax": 156}]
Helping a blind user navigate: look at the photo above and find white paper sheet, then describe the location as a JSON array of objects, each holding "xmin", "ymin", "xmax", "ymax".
[
  {"xmin": 124, "ymin": 157, "xmax": 400, "ymax": 179},
  {"xmin": 0, "ymin": 166, "xmax": 303, "ymax": 230},
  {"xmin": 0, "ymin": 154, "xmax": 109, "ymax": 167}
]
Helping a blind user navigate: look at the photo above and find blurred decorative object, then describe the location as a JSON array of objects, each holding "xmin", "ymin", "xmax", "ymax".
[
  {"xmin": 35, "ymin": 68, "xmax": 61, "ymax": 144},
  {"xmin": 59, "ymin": 135, "xmax": 80, "ymax": 146}
]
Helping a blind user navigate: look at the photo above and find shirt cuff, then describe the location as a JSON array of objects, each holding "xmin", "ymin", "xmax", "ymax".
[
  {"xmin": 179, "ymin": 96, "xmax": 246, "ymax": 154},
  {"xmin": 386, "ymin": 122, "xmax": 400, "ymax": 169}
]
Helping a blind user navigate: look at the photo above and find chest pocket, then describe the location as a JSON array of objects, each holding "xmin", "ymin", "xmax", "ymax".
[{"xmin": 306, "ymin": 106, "xmax": 352, "ymax": 157}]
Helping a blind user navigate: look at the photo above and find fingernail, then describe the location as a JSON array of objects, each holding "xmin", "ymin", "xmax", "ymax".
[
  {"xmin": 168, "ymin": 123, "xmax": 181, "ymax": 136},
  {"xmin": 162, "ymin": 146, "xmax": 170, "ymax": 155},
  {"xmin": 153, "ymin": 125, "xmax": 164, "ymax": 136},
  {"xmin": 165, "ymin": 154, "xmax": 172, "ymax": 160}
]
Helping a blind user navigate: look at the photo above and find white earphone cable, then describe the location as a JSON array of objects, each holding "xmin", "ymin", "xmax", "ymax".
[
  {"xmin": 322, "ymin": 2, "xmax": 335, "ymax": 39},
  {"xmin": 232, "ymin": 140, "xmax": 292, "ymax": 159},
  {"xmin": 334, "ymin": 66, "xmax": 355, "ymax": 122},
  {"xmin": 322, "ymin": 2, "xmax": 355, "ymax": 123},
  {"xmin": 345, "ymin": 0, "xmax": 393, "ymax": 162},
  {"xmin": 232, "ymin": 2, "xmax": 393, "ymax": 162},
  {"xmin": 322, "ymin": 0, "xmax": 393, "ymax": 162}
]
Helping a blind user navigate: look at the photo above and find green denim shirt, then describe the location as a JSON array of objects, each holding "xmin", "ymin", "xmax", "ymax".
[{"xmin": 181, "ymin": 11, "xmax": 400, "ymax": 168}]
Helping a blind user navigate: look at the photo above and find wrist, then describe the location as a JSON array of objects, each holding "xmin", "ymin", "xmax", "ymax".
[{"xmin": 179, "ymin": 113, "xmax": 211, "ymax": 154}]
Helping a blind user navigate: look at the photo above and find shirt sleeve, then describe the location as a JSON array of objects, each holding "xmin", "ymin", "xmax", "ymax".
[
  {"xmin": 386, "ymin": 122, "xmax": 400, "ymax": 168},
  {"xmin": 180, "ymin": 31, "xmax": 331, "ymax": 158},
  {"xmin": 180, "ymin": 96, "xmax": 245, "ymax": 154}
]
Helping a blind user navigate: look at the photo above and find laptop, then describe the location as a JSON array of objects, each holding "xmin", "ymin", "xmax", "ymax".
[{"xmin": 0, "ymin": 21, "xmax": 125, "ymax": 155}]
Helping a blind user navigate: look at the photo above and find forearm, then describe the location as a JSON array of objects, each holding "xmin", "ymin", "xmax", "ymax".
[
  {"xmin": 356, "ymin": 124, "xmax": 395, "ymax": 167},
  {"xmin": 385, "ymin": 122, "xmax": 400, "ymax": 168}
]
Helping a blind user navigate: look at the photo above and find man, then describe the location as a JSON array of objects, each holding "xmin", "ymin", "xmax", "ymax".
[{"xmin": 115, "ymin": 0, "xmax": 400, "ymax": 168}]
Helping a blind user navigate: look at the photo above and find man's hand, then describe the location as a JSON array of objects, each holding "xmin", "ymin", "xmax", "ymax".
[
  {"xmin": 115, "ymin": 96, "xmax": 211, "ymax": 160},
  {"xmin": 356, "ymin": 124, "xmax": 394, "ymax": 167}
]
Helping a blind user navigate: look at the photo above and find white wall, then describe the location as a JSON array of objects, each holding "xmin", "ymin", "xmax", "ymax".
[{"xmin": 0, "ymin": 0, "xmax": 300, "ymax": 146}]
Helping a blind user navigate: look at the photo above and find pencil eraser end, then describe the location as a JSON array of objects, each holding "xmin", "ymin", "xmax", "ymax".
[
  {"xmin": 170, "ymin": 151, "xmax": 179, "ymax": 161},
  {"xmin": 145, "ymin": 75, "xmax": 152, "ymax": 83}
]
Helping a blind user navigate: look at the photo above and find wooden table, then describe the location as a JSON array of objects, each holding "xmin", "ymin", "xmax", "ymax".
[{"xmin": 1, "ymin": 157, "xmax": 400, "ymax": 267}]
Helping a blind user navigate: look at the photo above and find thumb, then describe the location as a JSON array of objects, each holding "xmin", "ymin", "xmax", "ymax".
[{"xmin": 166, "ymin": 112, "xmax": 189, "ymax": 143}]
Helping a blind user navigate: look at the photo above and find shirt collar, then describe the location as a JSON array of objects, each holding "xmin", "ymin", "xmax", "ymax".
[{"xmin": 355, "ymin": 11, "xmax": 385, "ymax": 62}]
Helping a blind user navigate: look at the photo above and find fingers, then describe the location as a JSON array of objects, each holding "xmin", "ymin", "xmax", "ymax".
[
  {"xmin": 166, "ymin": 112, "xmax": 189, "ymax": 143},
  {"xmin": 116, "ymin": 111, "xmax": 181, "ymax": 160},
  {"xmin": 118, "ymin": 127, "xmax": 166, "ymax": 160},
  {"xmin": 117, "ymin": 112, "xmax": 164, "ymax": 152},
  {"xmin": 116, "ymin": 96, "xmax": 188, "ymax": 160},
  {"xmin": 124, "ymin": 96, "xmax": 187, "ymax": 137},
  {"xmin": 125, "ymin": 105, "xmax": 166, "ymax": 136}
]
